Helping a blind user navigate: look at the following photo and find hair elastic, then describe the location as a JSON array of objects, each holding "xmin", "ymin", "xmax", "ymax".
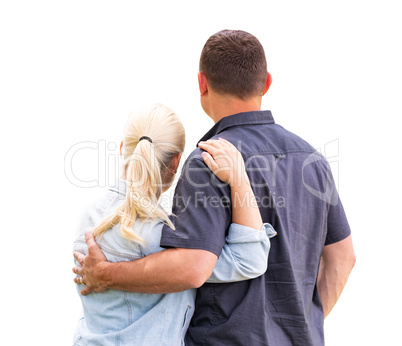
[{"xmin": 139, "ymin": 136, "xmax": 153, "ymax": 143}]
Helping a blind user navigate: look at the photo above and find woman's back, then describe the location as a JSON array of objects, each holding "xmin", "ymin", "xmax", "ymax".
[{"xmin": 73, "ymin": 180, "xmax": 196, "ymax": 346}]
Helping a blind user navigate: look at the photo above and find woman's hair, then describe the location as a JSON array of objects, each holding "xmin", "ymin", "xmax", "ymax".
[{"xmin": 93, "ymin": 103, "xmax": 185, "ymax": 244}]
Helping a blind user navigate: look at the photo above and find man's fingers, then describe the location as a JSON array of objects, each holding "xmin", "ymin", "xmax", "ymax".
[
  {"xmin": 73, "ymin": 265, "xmax": 84, "ymax": 276},
  {"xmin": 74, "ymin": 251, "xmax": 86, "ymax": 266},
  {"xmin": 80, "ymin": 286, "xmax": 93, "ymax": 296},
  {"xmin": 73, "ymin": 276, "xmax": 85, "ymax": 284},
  {"xmin": 85, "ymin": 232, "xmax": 106, "ymax": 260},
  {"xmin": 85, "ymin": 232, "xmax": 96, "ymax": 253}
]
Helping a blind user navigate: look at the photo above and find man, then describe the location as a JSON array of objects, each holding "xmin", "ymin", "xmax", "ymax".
[{"xmin": 74, "ymin": 30, "xmax": 356, "ymax": 345}]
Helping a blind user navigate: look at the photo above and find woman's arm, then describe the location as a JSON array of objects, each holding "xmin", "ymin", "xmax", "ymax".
[
  {"xmin": 198, "ymin": 138, "xmax": 262, "ymax": 229},
  {"xmin": 207, "ymin": 223, "xmax": 276, "ymax": 282},
  {"xmin": 198, "ymin": 139, "xmax": 276, "ymax": 283}
]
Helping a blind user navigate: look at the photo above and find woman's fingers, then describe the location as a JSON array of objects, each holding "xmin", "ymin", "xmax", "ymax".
[
  {"xmin": 199, "ymin": 139, "xmax": 232, "ymax": 157},
  {"xmin": 201, "ymin": 151, "xmax": 218, "ymax": 172},
  {"xmin": 201, "ymin": 138, "xmax": 236, "ymax": 152},
  {"xmin": 201, "ymin": 139, "xmax": 225, "ymax": 149},
  {"xmin": 198, "ymin": 142, "xmax": 220, "ymax": 157},
  {"xmin": 199, "ymin": 142, "xmax": 231, "ymax": 167},
  {"xmin": 199, "ymin": 138, "xmax": 246, "ymax": 185}
]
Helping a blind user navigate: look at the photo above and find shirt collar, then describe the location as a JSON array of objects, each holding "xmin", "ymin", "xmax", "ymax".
[
  {"xmin": 109, "ymin": 178, "xmax": 127, "ymax": 196},
  {"xmin": 197, "ymin": 110, "xmax": 274, "ymax": 144}
]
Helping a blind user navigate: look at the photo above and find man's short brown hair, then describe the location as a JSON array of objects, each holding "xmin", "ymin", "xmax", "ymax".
[{"xmin": 199, "ymin": 30, "xmax": 268, "ymax": 100}]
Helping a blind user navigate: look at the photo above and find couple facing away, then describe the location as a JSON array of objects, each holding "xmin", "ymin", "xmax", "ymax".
[{"xmin": 73, "ymin": 30, "xmax": 356, "ymax": 345}]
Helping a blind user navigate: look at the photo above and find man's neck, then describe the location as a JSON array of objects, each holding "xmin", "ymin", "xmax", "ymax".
[{"xmin": 208, "ymin": 92, "xmax": 263, "ymax": 124}]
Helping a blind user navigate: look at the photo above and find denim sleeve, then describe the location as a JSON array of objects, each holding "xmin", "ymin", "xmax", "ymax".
[{"xmin": 206, "ymin": 223, "xmax": 277, "ymax": 283}]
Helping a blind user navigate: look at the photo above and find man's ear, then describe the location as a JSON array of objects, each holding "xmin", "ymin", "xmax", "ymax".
[
  {"xmin": 198, "ymin": 71, "xmax": 208, "ymax": 96},
  {"xmin": 262, "ymin": 72, "xmax": 273, "ymax": 96}
]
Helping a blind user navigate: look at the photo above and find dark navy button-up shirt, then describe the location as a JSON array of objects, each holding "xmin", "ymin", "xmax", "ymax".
[{"xmin": 161, "ymin": 110, "xmax": 351, "ymax": 346}]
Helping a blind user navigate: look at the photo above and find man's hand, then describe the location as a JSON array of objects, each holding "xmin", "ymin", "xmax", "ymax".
[{"xmin": 73, "ymin": 231, "xmax": 109, "ymax": 296}]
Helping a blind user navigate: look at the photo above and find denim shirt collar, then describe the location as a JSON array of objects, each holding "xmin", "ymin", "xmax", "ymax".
[
  {"xmin": 109, "ymin": 179, "xmax": 127, "ymax": 196},
  {"xmin": 197, "ymin": 110, "xmax": 275, "ymax": 145}
]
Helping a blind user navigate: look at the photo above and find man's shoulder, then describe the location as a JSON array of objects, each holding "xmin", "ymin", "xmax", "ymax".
[
  {"xmin": 272, "ymin": 123, "xmax": 317, "ymax": 153},
  {"xmin": 185, "ymin": 146, "xmax": 204, "ymax": 162},
  {"xmin": 181, "ymin": 146, "xmax": 212, "ymax": 174},
  {"xmin": 178, "ymin": 146, "xmax": 229, "ymax": 191},
  {"xmin": 213, "ymin": 121, "xmax": 317, "ymax": 158}
]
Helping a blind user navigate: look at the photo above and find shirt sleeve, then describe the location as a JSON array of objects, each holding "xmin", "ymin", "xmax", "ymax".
[
  {"xmin": 325, "ymin": 193, "xmax": 351, "ymax": 245},
  {"xmin": 207, "ymin": 223, "xmax": 277, "ymax": 283},
  {"xmin": 323, "ymin": 160, "xmax": 351, "ymax": 245},
  {"xmin": 160, "ymin": 152, "xmax": 232, "ymax": 256}
]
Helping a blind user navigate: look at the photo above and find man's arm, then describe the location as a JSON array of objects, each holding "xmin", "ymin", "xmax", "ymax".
[
  {"xmin": 73, "ymin": 231, "xmax": 217, "ymax": 295},
  {"xmin": 317, "ymin": 235, "xmax": 356, "ymax": 318}
]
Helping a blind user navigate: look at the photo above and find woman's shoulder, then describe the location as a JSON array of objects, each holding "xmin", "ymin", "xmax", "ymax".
[
  {"xmin": 72, "ymin": 187, "xmax": 122, "ymax": 252},
  {"xmin": 135, "ymin": 220, "xmax": 165, "ymax": 256},
  {"xmin": 93, "ymin": 219, "xmax": 165, "ymax": 262},
  {"xmin": 75, "ymin": 190, "xmax": 115, "ymax": 227},
  {"xmin": 73, "ymin": 184, "xmax": 167, "ymax": 261}
]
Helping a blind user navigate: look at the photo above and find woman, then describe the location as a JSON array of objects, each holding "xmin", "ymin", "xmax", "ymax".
[{"xmin": 73, "ymin": 103, "xmax": 276, "ymax": 345}]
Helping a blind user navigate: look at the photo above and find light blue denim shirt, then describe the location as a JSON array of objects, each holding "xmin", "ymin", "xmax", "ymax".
[{"xmin": 73, "ymin": 179, "xmax": 276, "ymax": 346}]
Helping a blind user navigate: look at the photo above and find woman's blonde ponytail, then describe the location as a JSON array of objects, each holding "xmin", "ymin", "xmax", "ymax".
[{"xmin": 93, "ymin": 103, "xmax": 185, "ymax": 244}]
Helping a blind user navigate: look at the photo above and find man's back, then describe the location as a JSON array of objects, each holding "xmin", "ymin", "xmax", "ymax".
[{"xmin": 162, "ymin": 110, "xmax": 351, "ymax": 345}]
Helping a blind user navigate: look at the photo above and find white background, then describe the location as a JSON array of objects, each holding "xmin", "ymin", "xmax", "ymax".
[{"xmin": 1, "ymin": 1, "xmax": 401, "ymax": 345}]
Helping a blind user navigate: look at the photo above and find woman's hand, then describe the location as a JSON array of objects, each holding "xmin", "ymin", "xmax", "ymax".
[
  {"xmin": 199, "ymin": 138, "xmax": 262, "ymax": 230},
  {"xmin": 198, "ymin": 138, "xmax": 248, "ymax": 186}
]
